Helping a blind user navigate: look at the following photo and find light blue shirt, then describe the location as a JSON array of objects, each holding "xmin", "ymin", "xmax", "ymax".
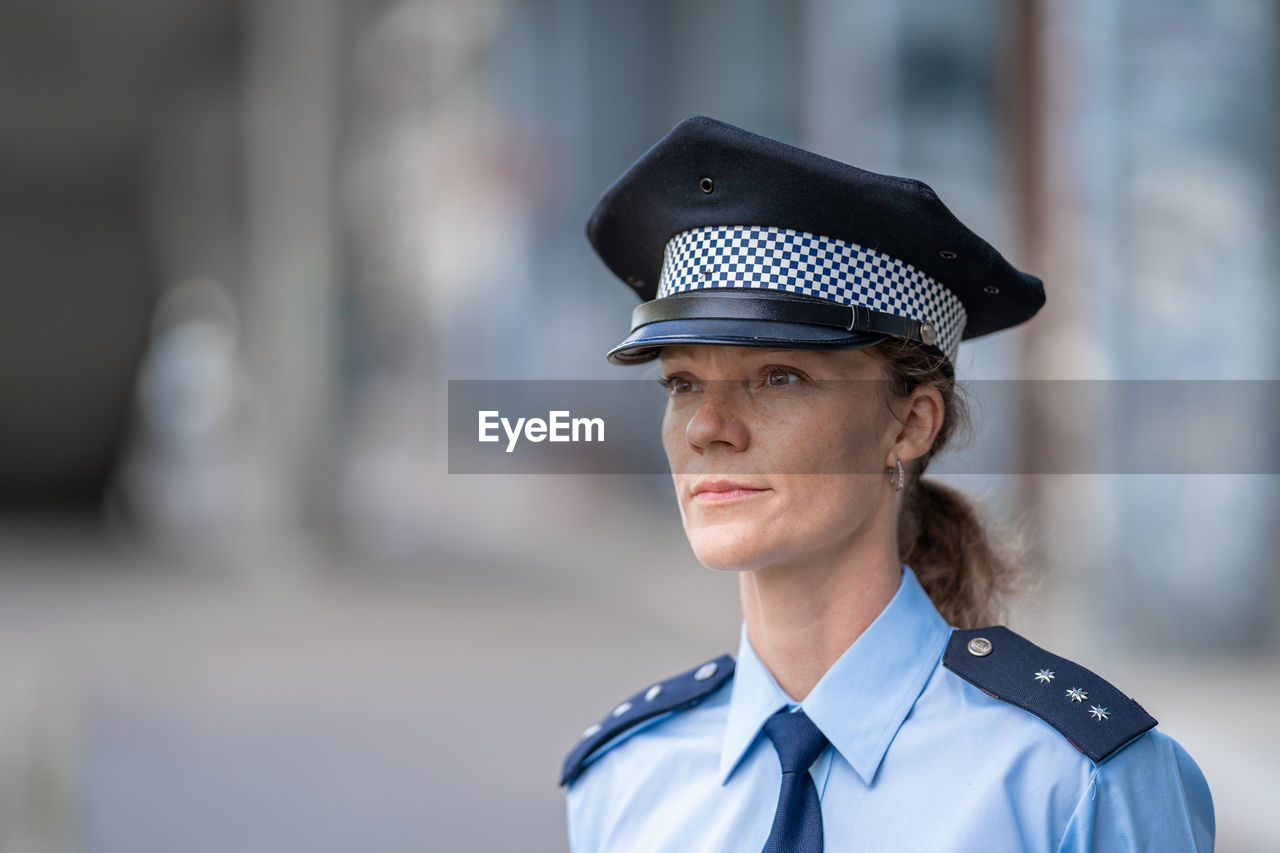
[{"xmin": 565, "ymin": 566, "xmax": 1213, "ymax": 851}]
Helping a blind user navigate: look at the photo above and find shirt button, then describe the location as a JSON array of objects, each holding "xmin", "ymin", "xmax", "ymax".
[
  {"xmin": 582, "ymin": 723, "xmax": 602, "ymax": 739},
  {"xmin": 645, "ymin": 684, "xmax": 663, "ymax": 702},
  {"xmin": 694, "ymin": 661, "xmax": 718, "ymax": 681},
  {"xmin": 611, "ymin": 701, "xmax": 633, "ymax": 717},
  {"xmin": 967, "ymin": 637, "xmax": 993, "ymax": 657}
]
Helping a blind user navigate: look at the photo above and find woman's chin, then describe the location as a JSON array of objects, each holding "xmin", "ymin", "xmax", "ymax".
[{"xmin": 687, "ymin": 534, "xmax": 776, "ymax": 573}]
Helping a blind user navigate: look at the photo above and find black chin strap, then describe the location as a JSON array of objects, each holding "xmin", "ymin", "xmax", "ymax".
[{"xmin": 631, "ymin": 291, "xmax": 937, "ymax": 347}]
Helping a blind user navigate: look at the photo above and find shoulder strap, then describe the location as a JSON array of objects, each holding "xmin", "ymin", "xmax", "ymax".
[
  {"xmin": 944, "ymin": 626, "xmax": 1156, "ymax": 764},
  {"xmin": 560, "ymin": 653, "xmax": 735, "ymax": 786}
]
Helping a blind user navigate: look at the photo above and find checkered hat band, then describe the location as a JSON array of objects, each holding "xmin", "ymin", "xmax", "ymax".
[{"xmin": 657, "ymin": 226, "xmax": 967, "ymax": 361}]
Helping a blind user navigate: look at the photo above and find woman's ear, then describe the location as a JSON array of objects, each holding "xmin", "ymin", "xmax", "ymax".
[{"xmin": 891, "ymin": 384, "xmax": 944, "ymax": 464}]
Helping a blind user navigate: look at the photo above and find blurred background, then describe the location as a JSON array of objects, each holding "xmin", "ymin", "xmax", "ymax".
[{"xmin": 1, "ymin": 0, "xmax": 1276, "ymax": 850}]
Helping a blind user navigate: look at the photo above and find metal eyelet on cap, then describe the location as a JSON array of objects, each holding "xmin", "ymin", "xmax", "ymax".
[
  {"xmin": 699, "ymin": 177, "xmax": 714, "ymax": 193},
  {"xmin": 983, "ymin": 285, "xmax": 1000, "ymax": 294},
  {"xmin": 967, "ymin": 637, "xmax": 993, "ymax": 657},
  {"xmin": 919, "ymin": 321, "xmax": 938, "ymax": 346},
  {"xmin": 939, "ymin": 249, "xmax": 957, "ymax": 259}
]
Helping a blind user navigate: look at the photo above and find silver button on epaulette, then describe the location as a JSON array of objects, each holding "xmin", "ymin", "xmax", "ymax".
[{"xmin": 967, "ymin": 637, "xmax": 993, "ymax": 657}]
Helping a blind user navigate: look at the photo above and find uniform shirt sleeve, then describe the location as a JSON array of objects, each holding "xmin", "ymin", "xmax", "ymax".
[
  {"xmin": 565, "ymin": 775, "xmax": 594, "ymax": 853},
  {"xmin": 565, "ymin": 760, "xmax": 618, "ymax": 853},
  {"xmin": 1056, "ymin": 730, "xmax": 1214, "ymax": 852}
]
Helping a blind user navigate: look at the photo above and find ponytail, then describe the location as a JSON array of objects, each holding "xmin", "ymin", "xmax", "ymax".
[
  {"xmin": 898, "ymin": 478, "xmax": 1025, "ymax": 628},
  {"xmin": 869, "ymin": 339, "xmax": 1028, "ymax": 628}
]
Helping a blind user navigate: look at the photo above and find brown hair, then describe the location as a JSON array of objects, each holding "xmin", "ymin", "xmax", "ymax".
[{"xmin": 867, "ymin": 339, "xmax": 1028, "ymax": 628}]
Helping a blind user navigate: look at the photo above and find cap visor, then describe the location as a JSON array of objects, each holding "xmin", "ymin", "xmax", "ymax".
[{"xmin": 606, "ymin": 318, "xmax": 888, "ymax": 365}]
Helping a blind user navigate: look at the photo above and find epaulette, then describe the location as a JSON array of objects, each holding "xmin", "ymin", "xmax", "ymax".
[
  {"xmin": 943, "ymin": 626, "xmax": 1156, "ymax": 764},
  {"xmin": 560, "ymin": 653, "xmax": 735, "ymax": 786}
]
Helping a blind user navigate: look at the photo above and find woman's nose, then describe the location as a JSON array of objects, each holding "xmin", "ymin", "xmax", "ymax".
[{"xmin": 684, "ymin": 384, "xmax": 750, "ymax": 451}]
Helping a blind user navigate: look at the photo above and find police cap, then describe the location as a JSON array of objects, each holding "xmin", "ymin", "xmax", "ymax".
[{"xmin": 588, "ymin": 116, "xmax": 1045, "ymax": 367}]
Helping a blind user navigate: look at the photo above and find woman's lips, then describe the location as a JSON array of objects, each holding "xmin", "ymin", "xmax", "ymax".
[{"xmin": 690, "ymin": 481, "xmax": 771, "ymax": 505}]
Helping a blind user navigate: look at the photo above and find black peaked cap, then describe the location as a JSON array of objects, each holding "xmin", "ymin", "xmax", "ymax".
[{"xmin": 586, "ymin": 116, "xmax": 1044, "ymax": 342}]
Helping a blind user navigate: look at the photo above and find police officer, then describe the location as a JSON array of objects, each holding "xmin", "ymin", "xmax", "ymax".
[{"xmin": 560, "ymin": 116, "xmax": 1213, "ymax": 852}]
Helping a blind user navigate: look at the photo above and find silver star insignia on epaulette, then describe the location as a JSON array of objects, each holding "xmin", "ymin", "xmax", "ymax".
[
  {"xmin": 1034, "ymin": 669, "xmax": 1055, "ymax": 683},
  {"xmin": 1088, "ymin": 705, "xmax": 1109, "ymax": 721},
  {"xmin": 1066, "ymin": 687, "xmax": 1087, "ymax": 702}
]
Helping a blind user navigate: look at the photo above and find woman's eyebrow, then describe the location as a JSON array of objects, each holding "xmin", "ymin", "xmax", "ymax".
[{"xmin": 660, "ymin": 354, "xmax": 827, "ymax": 371}]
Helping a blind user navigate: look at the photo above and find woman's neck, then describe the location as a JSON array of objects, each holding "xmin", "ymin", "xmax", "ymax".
[{"xmin": 738, "ymin": 535, "xmax": 901, "ymax": 702}]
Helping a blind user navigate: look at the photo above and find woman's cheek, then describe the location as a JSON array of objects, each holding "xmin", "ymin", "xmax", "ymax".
[{"xmin": 661, "ymin": 420, "xmax": 683, "ymax": 470}]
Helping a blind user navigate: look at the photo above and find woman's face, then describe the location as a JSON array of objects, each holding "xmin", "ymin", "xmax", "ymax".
[{"xmin": 659, "ymin": 344, "xmax": 914, "ymax": 574}]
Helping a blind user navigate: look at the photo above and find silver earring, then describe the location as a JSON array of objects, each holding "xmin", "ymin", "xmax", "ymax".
[{"xmin": 891, "ymin": 454, "xmax": 905, "ymax": 491}]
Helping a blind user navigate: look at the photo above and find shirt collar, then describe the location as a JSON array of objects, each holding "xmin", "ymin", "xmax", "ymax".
[{"xmin": 718, "ymin": 565, "xmax": 952, "ymax": 787}]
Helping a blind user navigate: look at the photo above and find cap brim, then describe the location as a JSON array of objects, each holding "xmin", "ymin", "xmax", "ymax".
[{"xmin": 606, "ymin": 318, "xmax": 889, "ymax": 365}]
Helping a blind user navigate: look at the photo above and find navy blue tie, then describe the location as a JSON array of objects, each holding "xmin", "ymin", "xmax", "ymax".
[{"xmin": 760, "ymin": 708, "xmax": 828, "ymax": 852}]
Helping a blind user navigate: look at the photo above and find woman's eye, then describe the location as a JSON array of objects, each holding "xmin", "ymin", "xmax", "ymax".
[
  {"xmin": 659, "ymin": 376, "xmax": 696, "ymax": 395},
  {"xmin": 764, "ymin": 368, "xmax": 802, "ymax": 387}
]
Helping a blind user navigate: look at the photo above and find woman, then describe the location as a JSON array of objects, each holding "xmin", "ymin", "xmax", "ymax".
[{"xmin": 560, "ymin": 116, "xmax": 1213, "ymax": 852}]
